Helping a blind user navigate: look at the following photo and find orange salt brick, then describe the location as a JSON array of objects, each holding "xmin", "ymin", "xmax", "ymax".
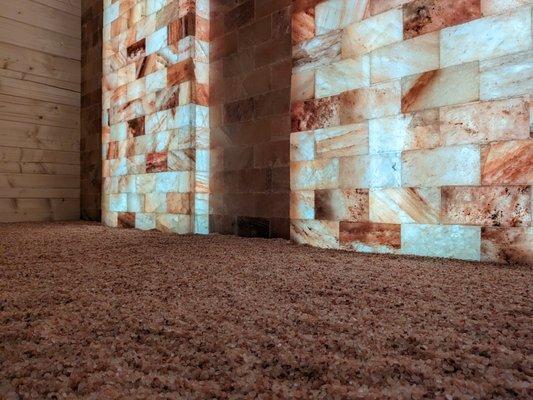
[
  {"xmin": 167, "ymin": 193, "xmax": 192, "ymax": 214},
  {"xmin": 126, "ymin": 138, "xmax": 136, "ymax": 158},
  {"xmin": 107, "ymin": 142, "xmax": 119, "ymax": 159},
  {"xmin": 193, "ymin": 83, "xmax": 209, "ymax": 106},
  {"xmin": 292, "ymin": 7, "xmax": 315, "ymax": 45},
  {"xmin": 481, "ymin": 227, "xmax": 533, "ymax": 265},
  {"xmin": 168, "ymin": 12, "xmax": 196, "ymax": 45},
  {"xmin": 196, "ymin": 15, "xmax": 210, "ymax": 41},
  {"xmin": 481, "ymin": 140, "xmax": 533, "ymax": 185},
  {"xmin": 167, "ymin": 59, "xmax": 195, "ymax": 86}
]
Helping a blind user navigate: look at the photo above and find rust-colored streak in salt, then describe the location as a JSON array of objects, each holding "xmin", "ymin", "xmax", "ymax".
[
  {"xmin": 107, "ymin": 142, "xmax": 119, "ymax": 160},
  {"xmin": 167, "ymin": 59, "xmax": 196, "ymax": 86},
  {"xmin": 168, "ymin": 12, "xmax": 196, "ymax": 45},
  {"xmin": 403, "ymin": 0, "xmax": 482, "ymax": 39},
  {"xmin": 401, "ymin": 69, "xmax": 439, "ymax": 113},
  {"xmin": 291, "ymin": 96, "xmax": 340, "ymax": 132},
  {"xmin": 340, "ymin": 222, "xmax": 401, "ymax": 248},
  {"xmin": 292, "ymin": 8, "xmax": 315, "ymax": 45},
  {"xmin": 481, "ymin": 140, "xmax": 533, "ymax": 185},
  {"xmin": 193, "ymin": 83, "xmax": 209, "ymax": 106}
]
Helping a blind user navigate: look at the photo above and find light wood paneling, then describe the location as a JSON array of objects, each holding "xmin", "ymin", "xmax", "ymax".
[
  {"xmin": 0, "ymin": 42, "xmax": 80, "ymax": 84},
  {"xmin": 0, "ymin": 121, "xmax": 79, "ymax": 152},
  {"xmin": 0, "ymin": 0, "xmax": 80, "ymax": 38},
  {"xmin": 0, "ymin": 75, "xmax": 80, "ymax": 106},
  {"xmin": 0, "ymin": 198, "xmax": 79, "ymax": 222},
  {"xmin": 0, "ymin": 94, "xmax": 80, "ymax": 129},
  {"xmin": 33, "ymin": 0, "xmax": 81, "ymax": 17},
  {"xmin": 0, "ymin": 146, "xmax": 79, "ymax": 164},
  {"xmin": 0, "ymin": 0, "xmax": 81, "ymax": 222},
  {"xmin": 0, "ymin": 17, "xmax": 80, "ymax": 60},
  {"xmin": 0, "ymin": 162, "xmax": 80, "ymax": 175},
  {"xmin": 0, "ymin": 68, "xmax": 79, "ymax": 93}
]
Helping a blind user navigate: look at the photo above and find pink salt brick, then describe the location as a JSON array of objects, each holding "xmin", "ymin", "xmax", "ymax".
[{"xmin": 146, "ymin": 152, "xmax": 168, "ymax": 173}]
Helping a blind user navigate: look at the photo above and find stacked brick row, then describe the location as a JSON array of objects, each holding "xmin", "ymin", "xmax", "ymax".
[{"xmin": 290, "ymin": 0, "xmax": 533, "ymax": 263}]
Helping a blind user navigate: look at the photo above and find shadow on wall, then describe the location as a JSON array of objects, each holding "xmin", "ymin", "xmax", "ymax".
[
  {"xmin": 81, "ymin": 0, "xmax": 103, "ymax": 221},
  {"xmin": 208, "ymin": 0, "xmax": 293, "ymax": 238}
]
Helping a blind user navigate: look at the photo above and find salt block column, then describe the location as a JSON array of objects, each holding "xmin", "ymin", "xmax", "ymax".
[{"xmin": 101, "ymin": 0, "xmax": 210, "ymax": 234}]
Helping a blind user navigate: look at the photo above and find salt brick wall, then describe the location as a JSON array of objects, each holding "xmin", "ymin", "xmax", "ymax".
[
  {"xmin": 290, "ymin": 0, "xmax": 533, "ymax": 264},
  {"xmin": 81, "ymin": 0, "xmax": 103, "ymax": 221},
  {"xmin": 97, "ymin": 0, "xmax": 532, "ymax": 264},
  {"xmin": 209, "ymin": 0, "xmax": 292, "ymax": 238},
  {"xmin": 101, "ymin": 0, "xmax": 210, "ymax": 234}
]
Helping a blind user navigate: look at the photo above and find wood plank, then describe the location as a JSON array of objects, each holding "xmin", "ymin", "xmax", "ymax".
[
  {"xmin": 0, "ymin": 173, "xmax": 79, "ymax": 188},
  {"xmin": 0, "ymin": 198, "xmax": 78, "ymax": 211},
  {"xmin": 0, "ymin": 187, "xmax": 80, "ymax": 198},
  {"xmin": 0, "ymin": 120, "xmax": 79, "ymax": 152},
  {"xmin": 0, "ymin": 210, "xmax": 79, "ymax": 222},
  {"xmin": 0, "ymin": 42, "xmax": 80, "ymax": 84},
  {"xmin": 0, "ymin": 17, "xmax": 80, "ymax": 60},
  {"xmin": 0, "ymin": 68, "xmax": 79, "ymax": 92},
  {"xmin": 0, "ymin": 198, "xmax": 79, "ymax": 221},
  {"xmin": 0, "ymin": 75, "xmax": 80, "ymax": 106},
  {"xmin": 32, "ymin": 0, "xmax": 82, "ymax": 17},
  {"xmin": 0, "ymin": 146, "xmax": 21, "ymax": 162},
  {"xmin": 0, "ymin": 146, "xmax": 79, "ymax": 165},
  {"xmin": 0, "ymin": 0, "xmax": 80, "ymax": 39},
  {"xmin": 0, "ymin": 161, "xmax": 19, "ymax": 173},
  {"xmin": 0, "ymin": 94, "xmax": 80, "ymax": 129},
  {"xmin": 21, "ymin": 162, "xmax": 80, "ymax": 175},
  {"xmin": 27, "ymin": 73, "xmax": 80, "ymax": 92},
  {"xmin": 0, "ymin": 162, "xmax": 80, "ymax": 175}
]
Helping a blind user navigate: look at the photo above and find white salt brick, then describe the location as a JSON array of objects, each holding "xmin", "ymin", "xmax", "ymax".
[
  {"xmin": 441, "ymin": 8, "xmax": 532, "ymax": 68},
  {"xmin": 315, "ymin": 0, "xmax": 369, "ymax": 34},
  {"xmin": 402, "ymin": 224, "xmax": 481, "ymax": 261},
  {"xmin": 342, "ymin": 8, "xmax": 403, "ymax": 58},
  {"xmin": 402, "ymin": 145, "xmax": 480, "ymax": 187},
  {"xmin": 290, "ymin": 158, "xmax": 339, "ymax": 190},
  {"xmin": 136, "ymin": 213, "xmax": 156, "ymax": 230},
  {"xmin": 316, "ymin": 56, "xmax": 370, "ymax": 98},
  {"xmin": 480, "ymin": 51, "xmax": 533, "ymax": 100},
  {"xmin": 370, "ymin": 32, "xmax": 439, "ymax": 83}
]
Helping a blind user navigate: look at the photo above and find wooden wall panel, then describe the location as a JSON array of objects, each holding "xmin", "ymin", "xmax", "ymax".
[
  {"xmin": 0, "ymin": 0, "xmax": 81, "ymax": 222},
  {"xmin": 0, "ymin": 0, "xmax": 80, "ymax": 38},
  {"xmin": 0, "ymin": 43, "xmax": 80, "ymax": 84},
  {"xmin": 32, "ymin": 0, "xmax": 81, "ymax": 17},
  {"xmin": 0, "ymin": 17, "xmax": 80, "ymax": 59}
]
